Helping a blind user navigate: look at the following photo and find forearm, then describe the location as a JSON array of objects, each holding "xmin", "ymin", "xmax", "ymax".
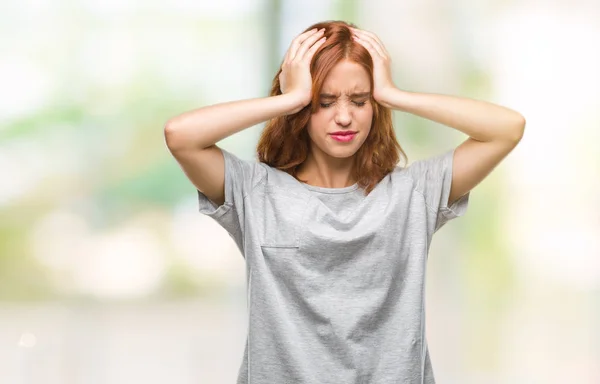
[
  {"xmin": 164, "ymin": 93, "xmax": 304, "ymax": 151},
  {"xmin": 384, "ymin": 88, "xmax": 526, "ymax": 142}
]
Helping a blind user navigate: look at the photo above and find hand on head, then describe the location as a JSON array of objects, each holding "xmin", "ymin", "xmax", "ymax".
[
  {"xmin": 279, "ymin": 28, "xmax": 327, "ymax": 113},
  {"xmin": 349, "ymin": 27, "xmax": 397, "ymax": 107}
]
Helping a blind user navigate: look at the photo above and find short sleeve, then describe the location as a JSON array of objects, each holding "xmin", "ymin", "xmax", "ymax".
[
  {"xmin": 406, "ymin": 148, "xmax": 470, "ymax": 232},
  {"xmin": 197, "ymin": 147, "xmax": 266, "ymax": 255}
]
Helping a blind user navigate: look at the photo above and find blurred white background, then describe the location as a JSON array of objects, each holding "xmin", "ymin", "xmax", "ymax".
[{"xmin": 0, "ymin": 0, "xmax": 598, "ymax": 383}]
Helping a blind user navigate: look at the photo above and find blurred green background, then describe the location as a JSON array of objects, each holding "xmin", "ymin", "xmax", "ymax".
[{"xmin": 1, "ymin": 0, "xmax": 598, "ymax": 383}]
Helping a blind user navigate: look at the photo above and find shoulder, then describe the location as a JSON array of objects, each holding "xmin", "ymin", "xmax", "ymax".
[
  {"xmin": 258, "ymin": 163, "xmax": 298, "ymax": 188},
  {"xmin": 249, "ymin": 162, "xmax": 312, "ymax": 200},
  {"xmin": 388, "ymin": 164, "xmax": 414, "ymax": 185},
  {"xmin": 391, "ymin": 149, "xmax": 455, "ymax": 186},
  {"xmin": 364, "ymin": 165, "xmax": 418, "ymax": 198}
]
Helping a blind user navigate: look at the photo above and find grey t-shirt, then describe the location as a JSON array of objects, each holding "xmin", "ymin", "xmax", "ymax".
[{"xmin": 198, "ymin": 147, "xmax": 470, "ymax": 384}]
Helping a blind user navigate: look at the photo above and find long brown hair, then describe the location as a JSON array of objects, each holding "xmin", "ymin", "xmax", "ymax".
[{"xmin": 257, "ymin": 20, "xmax": 408, "ymax": 195}]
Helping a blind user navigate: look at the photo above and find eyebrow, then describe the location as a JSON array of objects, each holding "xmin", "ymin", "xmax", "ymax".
[{"xmin": 319, "ymin": 92, "xmax": 371, "ymax": 99}]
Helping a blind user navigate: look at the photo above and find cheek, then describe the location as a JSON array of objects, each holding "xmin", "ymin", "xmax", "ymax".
[
  {"xmin": 307, "ymin": 114, "xmax": 322, "ymax": 139},
  {"xmin": 358, "ymin": 106, "xmax": 374, "ymax": 124},
  {"xmin": 308, "ymin": 111, "xmax": 329, "ymax": 130}
]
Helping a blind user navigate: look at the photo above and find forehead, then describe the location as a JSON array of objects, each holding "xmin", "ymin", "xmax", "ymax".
[{"xmin": 320, "ymin": 60, "xmax": 370, "ymax": 94}]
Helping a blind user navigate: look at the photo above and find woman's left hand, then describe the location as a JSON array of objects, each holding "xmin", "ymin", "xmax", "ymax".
[{"xmin": 350, "ymin": 27, "xmax": 398, "ymax": 108}]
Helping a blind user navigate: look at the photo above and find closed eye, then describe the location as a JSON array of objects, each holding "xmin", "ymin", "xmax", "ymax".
[{"xmin": 320, "ymin": 101, "xmax": 367, "ymax": 108}]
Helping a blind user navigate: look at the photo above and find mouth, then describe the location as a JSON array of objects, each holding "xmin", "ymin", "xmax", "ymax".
[{"xmin": 329, "ymin": 131, "xmax": 357, "ymax": 142}]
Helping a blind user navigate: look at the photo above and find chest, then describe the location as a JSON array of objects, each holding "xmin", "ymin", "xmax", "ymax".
[
  {"xmin": 249, "ymin": 181, "xmax": 426, "ymax": 256},
  {"xmin": 247, "ymin": 181, "xmax": 431, "ymax": 306}
]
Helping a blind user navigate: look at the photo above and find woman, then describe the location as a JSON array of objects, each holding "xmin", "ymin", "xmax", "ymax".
[{"xmin": 164, "ymin": 20, "xmax": 525, "ymax": 384}]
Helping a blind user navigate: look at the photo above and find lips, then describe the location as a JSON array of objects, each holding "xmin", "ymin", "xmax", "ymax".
[{"xmin": 330, "ymin": 132, "xmax": 357, "ymax": 142}]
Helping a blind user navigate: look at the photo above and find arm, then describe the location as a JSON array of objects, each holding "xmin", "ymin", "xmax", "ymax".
[
  {"xmin": 165, "ymin": 26, "xmax": 327, "ymax": 152},
  {"xmin": 164, "ymin": 94, "xmax": 304, "ymax": 152},
  {"xmin": 377, "ymin": 89, "xmax": 525, "ymax": 144},
  {"xmin": 377, "ymin": 89, "xmax": 525, "ymax": 206},
  {"xmin": 164, "ymin": 94, "xmax": 305, "ymax": 206},
  {"xmin": 351, "ymin": 27, "xmax": 526, "ymax": 206},
  {"xmin": 164, "ymin": 28, "xmax": 326, "ymax": 206}
]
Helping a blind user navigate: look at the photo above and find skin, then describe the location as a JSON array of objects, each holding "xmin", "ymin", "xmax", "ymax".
[
  {"xmin": 296, "ymin": 60, "xmax": 374, "ymax": 188},
  {"xmin": 287, "ymin": 25, "xmax": 524, "ymax": 202},
  {"xmin": 166, "ymin": 25, "xmax": 524, "ymax": 208},
  {"xmin": 350, "ymin": 26, "xmax": 525, "ymax": 206}
]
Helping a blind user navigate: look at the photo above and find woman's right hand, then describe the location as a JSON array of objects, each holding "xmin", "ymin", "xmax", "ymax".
[{"xmin": 279, "ymin": 28, "xmax": 327, "ymax": 114}]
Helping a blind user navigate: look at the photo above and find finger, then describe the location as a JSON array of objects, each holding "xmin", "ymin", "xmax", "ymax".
[
  {"xmin": 355, "ymin": 28, "xmax": 388, "ymax": 54},
  {"xmin": 303, "ymin": 35, "xmax": 327, "ymax": 62},
  {"xmin": 284, "ymin": 28, "xmax": 317, "ymax": 61},
  {"xmin": 352, "ymin": 30, "xmax": 386, "ymax": 58},
  {"xmin": 350, "ymin": 27, "xmax": 387, "ymax": 51},
  {"xmin": 352, "ymin": 33, "xmax": 382, "ymax": 60},
  {"xmin": 283, "ymin": 28, "xmax": 317, "ymax": 63},
  {"xmin": 285, "ymin": 28, "xmax": 322, "ymax": 63},
  {"xmin": 351, "ymin": 28, "xmax": 389, "ymax": 58},
  {"xmin": 294, "ymin": 29, "xmax": 325, "ymax": 61}
]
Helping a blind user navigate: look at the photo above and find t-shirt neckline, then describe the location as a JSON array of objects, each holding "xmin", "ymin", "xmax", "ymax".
[{"xmin": 300, "ymin": 181, "xmax": 359, "ymax": 194}]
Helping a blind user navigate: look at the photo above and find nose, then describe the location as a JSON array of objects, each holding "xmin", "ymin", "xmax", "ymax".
[{"xmin": 334, "ymin": 103, "xmax": 352, "ymax": 126}]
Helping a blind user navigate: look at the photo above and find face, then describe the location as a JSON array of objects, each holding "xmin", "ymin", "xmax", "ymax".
[{"xmin": 307, "ymin": 59, "xmax": 373, "ymax": 160}]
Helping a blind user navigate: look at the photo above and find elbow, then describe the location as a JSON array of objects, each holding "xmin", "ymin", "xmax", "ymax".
[
  {"xmin": 164, "ymin": 119, "xmax": 211, "ymax": 152},
  {"xmin": 509, "ymin": 113, "xmax": 526, "ymax": 143},
  {"xmin": 516, "ymin": 113, "xmax": 526, "ymax": 129},
  {"xmin": 164, "ymin": 119, "xmax": 184, "ymax": 152},
  {"xmin": 516, "ymin": 113, "xmax": 526, "ymax": 140}
]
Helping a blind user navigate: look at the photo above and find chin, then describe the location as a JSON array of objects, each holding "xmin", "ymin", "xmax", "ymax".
[{"xmin": 325, "ymin": 146, "xmax": 359, "ymax": 159}]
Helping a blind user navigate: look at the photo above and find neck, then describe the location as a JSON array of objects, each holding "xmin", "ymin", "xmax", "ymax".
[{"xmin": 297, "ymin": 148, "xmax": 356, "ymax": 189}]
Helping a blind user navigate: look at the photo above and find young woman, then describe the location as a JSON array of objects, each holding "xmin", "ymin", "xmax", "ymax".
[{"xmin": 165, "ymin": 20, "xmax": 525, "ymax": 384}]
